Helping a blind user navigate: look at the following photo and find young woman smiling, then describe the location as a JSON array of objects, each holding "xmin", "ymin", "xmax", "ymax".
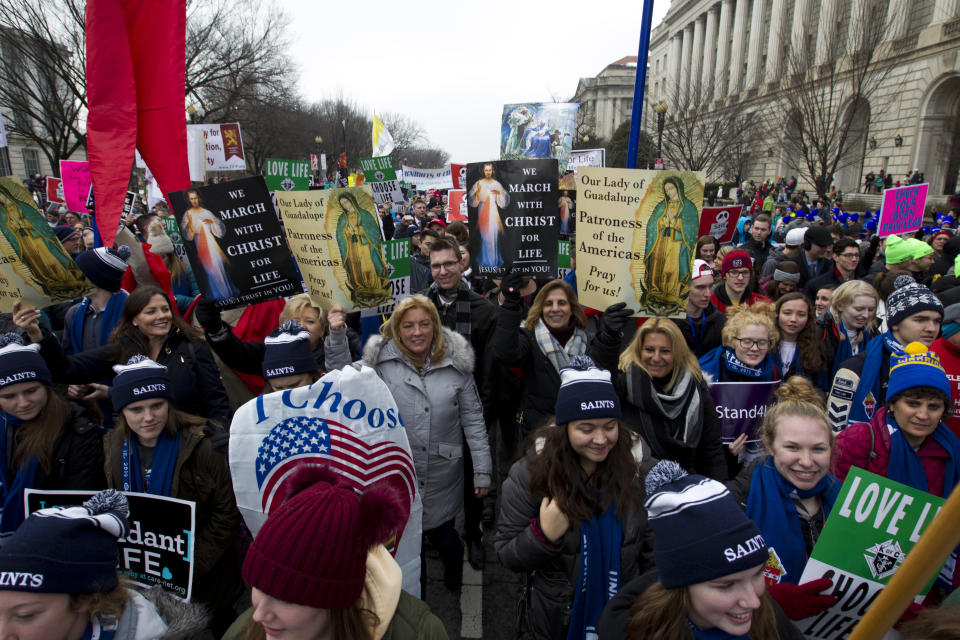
[
  {"xmin": 774, "ymin": 293, "xmax": 824, "ymax": 383},
  {"xmin": 699, "ymin": 304, "xmax": 781, "ymax": 384},
  {"xmin": 817, "ymin": 280, "xmax": 878, "ymax": 381}
]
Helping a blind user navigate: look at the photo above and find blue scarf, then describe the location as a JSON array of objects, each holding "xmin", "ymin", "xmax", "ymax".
[
  {"xmin": 80, "ymin": 618, "xmax": 117, "ymax": 640},
  {"xmin": 121, "ymin": 431, "xmax": 180, "ymax": 496},
  {"xmin": 699, "ymin": 347, "xmax": 779, "ymax": 382},
  {"xmin": 848, "ymin": 332, "xmax": 904, "ymax": 425},
  {"xmin": 67, "ymin": 291, "xmax": 128, "ymax": 354},
  {"xmin": 688, "ymin": 619, "xmax": 749, "ymax": 639},
  {"xmin": 832, "ymin": 316, "xmax": 871, "ymax": 376},
  {"xmin": 0, "ymin": 414, "xmax": 40, "ymax": 534},
  {"xmin": 745, "ymin": 458, "xmax": 840, "ymax": 585},
  {"xmin": 566, "ymin": 504, "xmax": 622, "ymax": 640},
  {"xmin": 886, "ymin": 415, "xmax": 960, "ymax": 497}
]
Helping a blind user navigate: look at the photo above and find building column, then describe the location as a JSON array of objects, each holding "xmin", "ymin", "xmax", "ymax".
[
  {"xmin": 847, "ymin": 0, "xmax": 867, "ymax": 52},
  {"xmin": 746, "ymin": 0, "xmax": 768, "ymax": 88},
  {"xmin": 766, "ymin": 0, "xmax": 788, "ymax": 81},
  {"xmin": 702, "ymin": 4, "xmax": 719, "ymax": 99},
  {"xmin": 933, "ymin": 0, "xmax": 960, "ymax": 23},
  {"xmin": 815, "ymin": 0, "xmax": 839, "ymax": 66},
  {"xmin": 691, "ymin": 16, "xmax": 706, "ymax": 98},
  {"xmin": 727, "ymin": 0, "xmax": 750, "ymax": 95},
  {"xmin": 715, "ymin": 0, "xmax": 734, "ymax": 100},
  {"xmin": 680, "ymin": 23, "xmax": 694, "ymax": 100},
  {"xmin": 790, "ymin": 0, "xmax": 810, "ymax": 61},
  {"xmin": 885, "ymin": 0, "xmax": 911, "ymax": 39},
  {"xmin": 669, "ymin": 33, "xmax": 683, "ymax": 94}
]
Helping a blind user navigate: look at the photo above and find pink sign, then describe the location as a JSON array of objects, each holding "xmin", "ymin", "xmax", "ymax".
[
  {"xmin": 878, "ymin": 183, "xmax": 928, "ymax": 238},
  {"xmin": 59, "ymin": 160, "xmax": 92, "ymax": 213}
]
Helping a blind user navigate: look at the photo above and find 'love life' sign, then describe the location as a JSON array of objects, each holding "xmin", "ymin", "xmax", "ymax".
[
  {"xmin": 877, "ymin": 183, "xmax": 928, "ymax": 238},
  {"xmin": 795, "ymin": 468, "xmax": 944, "ymax": 639}
]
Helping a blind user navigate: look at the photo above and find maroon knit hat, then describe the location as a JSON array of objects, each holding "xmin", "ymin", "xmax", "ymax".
[
  {"xmin": 242, "ymin": 463, "xmax": 406, "ymax": 609},
  {"xmin": 721, "ymin": 249, "xmax": 753, "ymax": 277}
]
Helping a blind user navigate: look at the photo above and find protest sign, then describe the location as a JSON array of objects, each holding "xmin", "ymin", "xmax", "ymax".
[
  {"xmin": 878, "ymin": 183, "xmax": 928, "ymax": 238},
  {"xmin": 159, "ymin": 215, "xmax": 189, "ymax": 264},
  {"xmin": 264, "ymin": 158, "xmax": 311, "ymax": 192},
  {"xmin": 229, "ymin": 364, "xmax": 423, "ymax": 596},
  {"xmin": 500, "ymin": 102, "xmax": 578, "ymax": 175},
  {"xmin": 45, "ymin": 177, "xmax": 63, "ymax": 204},
  {"xmin": 277, "ymin": 186, "xmax": 393, "ymax": 311},
  {"xmin": 0, "ymin": 178, "xmax": 93, "ymax": 311},
  {"xmin": 400, "ymin": 166, "xmax": 452, "ymax": 191},
  {"xmin": 708, "ymin": 380, "xmax": 777, "ymax": 446},
  {"xmin": 450, "ymin": 163, "xmax": 467, "ymax": 189},
  {"xmin": 122, "ymin": 191, "xmax": 138, "ymax": 223},
  {"xmin": 447, "ymin": 189, "xmax": 467, "ymax": 222},
  {"xmin": 25, "ymin": 490, "xmax": 196, "ymax": 601},
  {"xmin": 169, "ymin": 177, "xmax": 301, "ymax": 310},
  {"xmin": 699, "ymin": 205, "xmax": 743, "ymax": 243},
  {"xmin": 59, "ymin": 160, "xmax": 92, "ymax": 213},
  {"xmin": 567, "ymin": 148, "xmax": 605, "ymax": 170},
  {"xmin": 361, "ymin": 239, "xmax": 411, "ymax": 318},
  {"xmin": 795, "ymin": 468, "xmax": 945, "ymax": 639},
  {"xmin": 466, "ymin": 159, "xmax": 559, "ymax": 278},
  {"xmin": 558, "ymin": 240, "xmax": 572, "ymax": 279},
  {"xmin": 575, "ymin": 168, "xmax": 705, "ymax": 316},
  {"xmin": 360, "ymin": 156, "xmax": 404, "ymax": 205},
  {"xmin": 186, "ymin": 123, "xmax": 246, "ymax": 171},
  {"xmin": 559, "ymin": 172, "xmax": 577, "ymax": 191}
]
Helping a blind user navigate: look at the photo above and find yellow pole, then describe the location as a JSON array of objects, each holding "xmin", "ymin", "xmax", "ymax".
[{"xmin": 848, "ymin": 486, "xmax": 960, "ymax": 639}]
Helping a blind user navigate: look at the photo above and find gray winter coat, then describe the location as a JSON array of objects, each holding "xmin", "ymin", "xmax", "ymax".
[{"xmin": 326, "ymin": 328, "xmax": 492, "ymax": 530}]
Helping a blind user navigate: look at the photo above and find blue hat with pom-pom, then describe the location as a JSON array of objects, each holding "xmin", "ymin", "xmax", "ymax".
[
  {"xmin": 110, "ymin": 355, "xmax": 172, "ymax": 411},
  {"xmin": 262, "ymin": 320, "xmax": 319, "ymax": 382},
  {"xmin": 554, "ymin": 355, "xmax": 621, "ymax": 425},
  {"xmin": 0, "ymin": 333, "xmax": 51, "ymax": 390},
  {"xmin": 74, "ymin": 245, "xmax": 131, "ymax": 293},
  {"xmin": 644, "ymin": 460, "xmax": 767, "ymax": 588}
]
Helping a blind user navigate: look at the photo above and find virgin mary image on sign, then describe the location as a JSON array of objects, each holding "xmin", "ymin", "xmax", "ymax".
[
  {"xmin": 182, "ymin": 189, "xmax": 238, "ymax": 300},
  {"xmin": 468, "ymin": 162, "xmax": 509, "ymax": 269},
  {"xmin": 640, "ymin": 176, "xmax": 699, "ymax": 314},
  {"xmin": 334, "ymin": 191, "xmax": 391, "ymax": 307}
]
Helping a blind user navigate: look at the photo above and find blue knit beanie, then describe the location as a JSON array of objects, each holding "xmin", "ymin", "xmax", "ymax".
[
  {"xmin": 110, "ymin": 355, "xmax": 173, "ymax": 412},
  {"xmin": 74, "ymin": 245, "xmax": 132, "ymax": 293},
  {"xmin": 0, "ymin": 334, "xmax": 51, "ymax": 390},
  {"xmin": 645, "ymin": 461, "xmax": 767, "ymax": 588},
  {"xmin": 262, "ymin": 321, "xmax": 319, "ymax": 381},
  {"xmin": 554, "ymin": 355, "xmax": 621, "ymax": 425},
  {"xmin": 887, "ymin": 342, "xmax": 951, "ymax": 402}
]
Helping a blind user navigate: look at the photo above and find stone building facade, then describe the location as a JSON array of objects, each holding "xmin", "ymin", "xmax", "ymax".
[
  {"xmin": 571, "ymin": 56, "xmax": 639, "ymax": 143},
  {"xmin": 645, "ymin": 0, "xmax": 960, "ymax": 195}
]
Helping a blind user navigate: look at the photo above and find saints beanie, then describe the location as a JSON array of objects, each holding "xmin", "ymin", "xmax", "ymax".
[
  {"xmin": 243, "ymin": 464, "xmax": 407, "ymax": 609},
  {"xmin": 75, "ymin": 245, "xmax": 132, "ymax": 293},
  {"xmin": 554, "ymin": 355, "xmax": 621, "ymax": 425},
  {"xmin": 262, "ymin": 321, "xmax": 318, "ymax": 381},
  {"xmin": 887, "ymin": 342, "xmax": 951, "ymax": 402},
  {"xmin": 885, "ymin": 235, "xmax": 913, "ymax": 265},
  {"xmin": 645, "ymin": 461, "xmax": 767, "ymax": 588},
  {"xmin": 110, "ymin": 355, "xmax": 173, "ymax": 412},
  {"xmin": 0, "ymin": 490, "xmax": 129, "ymax": 594},
  {"xmin": 0, "ymin": 334, "xmax": 51, "ymax": 390},
  {"xmin": 721, "ymin": 249, "xmax": 753, "ymax": 277},
  {"xmin": 886, "ymin": 279, "xmax": 943, "ymax": 329}
]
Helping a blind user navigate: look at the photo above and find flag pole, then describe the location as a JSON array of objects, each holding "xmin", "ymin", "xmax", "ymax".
[{"xmin": 626, "ymin": 0, "xmax": 656, "ymax": 169}]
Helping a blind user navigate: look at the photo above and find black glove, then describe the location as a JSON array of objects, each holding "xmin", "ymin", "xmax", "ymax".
[
  {"xmin": 500, "ymin": 267, "xmax": 527, "ymax": 303},
  {"xmin": 599, "ymin": 302, "xmax": 632, "ymax": 339},
  {"xmin": 194, "ymin": 297, "xmax": 223, "ymax": 334},
  {"xmin": 202, "ymin": 422, "xmax": 230, "ymax": 455},
  {"xmin": 869, "ymin": 234, "xmax": 880, "ymax": 249}
]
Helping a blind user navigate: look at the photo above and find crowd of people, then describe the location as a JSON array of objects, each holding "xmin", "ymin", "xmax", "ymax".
[{"xmin": 1, "ymin": 183, "xmax": 960, "ymax": 640}]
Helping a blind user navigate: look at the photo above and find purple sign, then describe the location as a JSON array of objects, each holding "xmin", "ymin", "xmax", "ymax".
[
  {"xmin": 878, "ymin": 183, "xmax": 928, "ymax": 238},
  {"xmin": 709, "ymin": 381, "xmax": 779, "ymax": 445}
]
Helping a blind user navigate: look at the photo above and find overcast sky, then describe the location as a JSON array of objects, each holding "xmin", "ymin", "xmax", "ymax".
[{"xmin": 287, "ymin": 0, "xmax": 671, "ymax": 166}]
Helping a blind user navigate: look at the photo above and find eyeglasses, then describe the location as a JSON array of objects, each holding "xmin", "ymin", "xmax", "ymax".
[
  {"xmin": 839, "ymin": 252, "xmax": 860, "ymax": 260},
  {"xmin": 734, "ymin": 337, "xmax": 769, "ymax": 350},
  {"xmin": 430, "ymin": 260, "xmax": 459, "ymax": 272},
  {"xmin": 727, "ymin": 269, "xmax": 752, "ymax": 279}
]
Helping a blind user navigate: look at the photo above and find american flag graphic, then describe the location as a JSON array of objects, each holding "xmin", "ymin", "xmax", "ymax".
[{"xmin": 255, "ymin": 415, "xmax": 416, "ymax": 520}]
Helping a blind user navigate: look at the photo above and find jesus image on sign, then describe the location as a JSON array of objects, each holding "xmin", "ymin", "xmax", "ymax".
[{"xmin": 468, "ymin": 162, "xmax": 509, "ymax": 269}]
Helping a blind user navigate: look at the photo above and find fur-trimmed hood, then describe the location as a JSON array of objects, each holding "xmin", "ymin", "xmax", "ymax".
[{"xmin": 362, "ymin": 327, "xmax": 475, "ymax": 375}]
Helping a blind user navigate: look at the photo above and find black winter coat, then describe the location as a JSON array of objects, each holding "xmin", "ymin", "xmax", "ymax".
[
  {"xmin": 671, "ymin": 304, "xmax": 726, "ymax": 358},
  {"xmin": 205, "ymin": 324, "xmax": 362, "ymax": 377},
  {"xmin": 494, "ymin": 457, "xmax": 652, "ymax": 640},
  {"xmin": 37, "ymin": 328, "xmax": 232, "ymax": 426},
  {"xmin": 24, "ymin": 401, "xmax": 106, "ymax": 492}
]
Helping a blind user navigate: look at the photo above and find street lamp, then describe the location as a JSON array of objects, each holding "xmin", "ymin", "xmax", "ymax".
[
  {"xmin": 314, "ymin": 136, "xmax": 323, "ymax": 182},
  {"xmin": 894, "ymin": 134, "xmax": 903, "ymax": 147},
  {"xmin": 655, "ymin": 101, "xmax": 668, "ymax": 167},
  {"xmin": 869, "ymin": 137, "xmax": 878, "ymax": 150}
]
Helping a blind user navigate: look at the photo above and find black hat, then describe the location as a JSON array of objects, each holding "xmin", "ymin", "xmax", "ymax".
[
  {"xmin": 0, "ymin": 334, "xmax": 51, "ymax": 390},
  {"xmin": 74, "ymin": 246, "xmax": 132, "ymax": 293},
  {"xmin": 110, "ymin": 355, "xmax": 173, "ymax": 412},
  {"xmin": 804, "ymin": 226, "xmax": 833, "ymax": 248},
  {"xmin": 53, "ymin": 225, "xmax": 78, "ymax": 244},
  {"xmin": 262, "ymin": 321, "xmax": 318, "ymax": 381}
]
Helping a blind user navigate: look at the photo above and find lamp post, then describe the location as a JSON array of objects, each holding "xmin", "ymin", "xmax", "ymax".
[
  {"xmin": 655, "ymin": 101, "xmax": 668, "ymax": 168},
  {"xmin": 314, "ymin": 136, "xmax": 323, "ymax": 183}
]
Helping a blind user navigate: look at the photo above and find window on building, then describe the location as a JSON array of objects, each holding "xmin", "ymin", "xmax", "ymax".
[
  {"xmin": 21, "ymin": 148, "xmax": 40, "ymax": 177},
  {"xmin": 0, "ymin": 148, "xmax": 11, "ymax": 177}
]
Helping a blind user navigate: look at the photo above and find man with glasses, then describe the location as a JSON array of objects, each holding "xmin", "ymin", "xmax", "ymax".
[
  {"xmin": 421, "ymin": 236, "xmax": 497, "ymax": 570},
  {"xmin": 804, "ymin": 238, "xmax": 862, "ymax": 298},
  {"xmin": 709, "ymin": 249, "xmax": 771, "ymax": 313}
]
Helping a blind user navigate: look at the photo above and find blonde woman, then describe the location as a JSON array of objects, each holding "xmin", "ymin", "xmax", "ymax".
[{"xmin": 816, "ymin": 279, "xmax": 878, "ymax": 380}]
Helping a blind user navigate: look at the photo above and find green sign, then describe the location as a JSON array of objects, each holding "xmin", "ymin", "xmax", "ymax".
[
  {"xmin": 558, "ymin": 240, "xmax": 571, "ymax": 272},
  {"xmin": 264, "ymin": 158, "xmax": 311, "ymax": 192},
  {"xmin": 360, "ymin": 156, "xmax": 403, "ymax": 205},
  {"xmin": 796, "ymin": 468, "xmax": 945, "ymax": 639},
  {"xmin": 361, "ymin": 239, "xmax": 411, "ymax": 318},
  {"xmin": 159, "ymin": 215, "xmax": 188, "ymax": 264}
]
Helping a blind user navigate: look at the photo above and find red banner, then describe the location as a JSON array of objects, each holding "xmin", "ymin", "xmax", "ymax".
[
  {"xmin": 698, "ymin": 205, "xmax": 743, "ymax": 244},
  {"xmin": 450, "ymin": 163, "xmax": 466, "ymax": 190},
  {"xmin": 220, "ymin": 123, "xmax": 244, "ymax": 161},
  {"xmin": 46, "ymin": 177, "xmax": 64, "ymax": 204},
  {"xmin": 447, "ymin": 189, "xmax": 466, "ymax": 222}
]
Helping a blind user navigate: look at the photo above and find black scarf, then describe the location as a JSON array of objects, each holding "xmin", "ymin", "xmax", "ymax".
[
  {"xmin": 427, "ymin": 280, "xmax": 471, "ymax": 338},
  {"xmin": 626, "ymin": 365, "xmax": 704, "ymax": 458}
]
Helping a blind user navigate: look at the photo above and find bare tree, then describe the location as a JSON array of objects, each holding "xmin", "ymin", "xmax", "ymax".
[{"xmin": 776, "ymin": 0, "xmax": 903, "ymax": 200}]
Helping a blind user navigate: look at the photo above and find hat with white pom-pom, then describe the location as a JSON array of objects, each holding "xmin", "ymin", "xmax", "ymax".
[
  {"xmin": 554, "ymin": 355, "xmax": 621, "ymax": 425},
  {"xmin": 0, "ymin": 333, "xmax": 51, "ymax": 390}
]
